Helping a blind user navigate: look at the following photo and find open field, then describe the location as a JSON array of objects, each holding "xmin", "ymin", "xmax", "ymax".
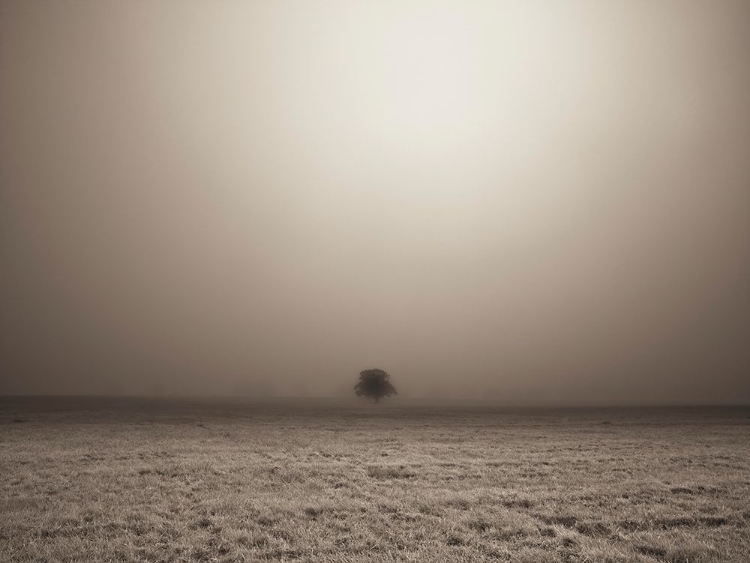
[{"xmin": 1, "ymin": 398, "xmax": 749, "ymax": 562}]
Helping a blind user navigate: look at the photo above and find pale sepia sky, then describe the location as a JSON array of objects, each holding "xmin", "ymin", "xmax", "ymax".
[{"xmin": 1, "ymin": 1, "xmax": 749, "ymax": 402}]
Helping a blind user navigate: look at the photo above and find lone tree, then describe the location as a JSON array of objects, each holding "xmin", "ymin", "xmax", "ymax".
[{"xmin": 354, "ymin": 369, "xmax": 397, "ymax": 403}]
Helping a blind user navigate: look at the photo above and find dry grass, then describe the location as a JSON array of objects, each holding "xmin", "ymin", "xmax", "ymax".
[{"xmin": 1, "ymin": 398, "xmax": 748, "ymax": 562}]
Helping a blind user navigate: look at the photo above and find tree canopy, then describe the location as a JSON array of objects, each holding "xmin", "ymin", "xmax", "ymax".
[{"xmin": 354, "ymin": 369, "xmax": 397, "ymax": 403}]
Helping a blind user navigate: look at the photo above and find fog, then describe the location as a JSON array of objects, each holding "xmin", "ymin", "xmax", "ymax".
[{"xmin": 1, "ymin": 1, "xmax": 749, "ymax": 403}]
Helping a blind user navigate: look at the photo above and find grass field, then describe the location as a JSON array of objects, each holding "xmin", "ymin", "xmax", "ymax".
[{"xmin": 1, "ymin": 398, "xmax": 748, "ymax": 562}]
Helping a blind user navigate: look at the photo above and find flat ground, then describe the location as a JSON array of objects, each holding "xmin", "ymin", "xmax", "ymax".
[{"xmin": 1, "ymin": 398, "xmax": 748, "ymax": 562}]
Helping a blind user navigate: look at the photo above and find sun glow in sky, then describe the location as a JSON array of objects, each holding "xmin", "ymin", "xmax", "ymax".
[{"xmin": 354, "ymin": 5, "xmax": 482, "ymax": 143}]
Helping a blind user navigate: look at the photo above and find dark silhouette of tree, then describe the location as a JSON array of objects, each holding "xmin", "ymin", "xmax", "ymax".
[{"xmin": 354, "ymin": 369, "xmax": 397, "ymax": 403}]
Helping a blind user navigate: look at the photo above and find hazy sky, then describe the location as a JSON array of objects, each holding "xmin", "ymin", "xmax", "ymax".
[{"xmin": 1, "ymin": 1, "xmax": 749, "ymax": 403}]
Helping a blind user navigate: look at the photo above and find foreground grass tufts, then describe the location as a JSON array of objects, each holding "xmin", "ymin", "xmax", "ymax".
[{"xmin": 0, "ymin": 399, "xmax": 747, "ymax": 562}]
